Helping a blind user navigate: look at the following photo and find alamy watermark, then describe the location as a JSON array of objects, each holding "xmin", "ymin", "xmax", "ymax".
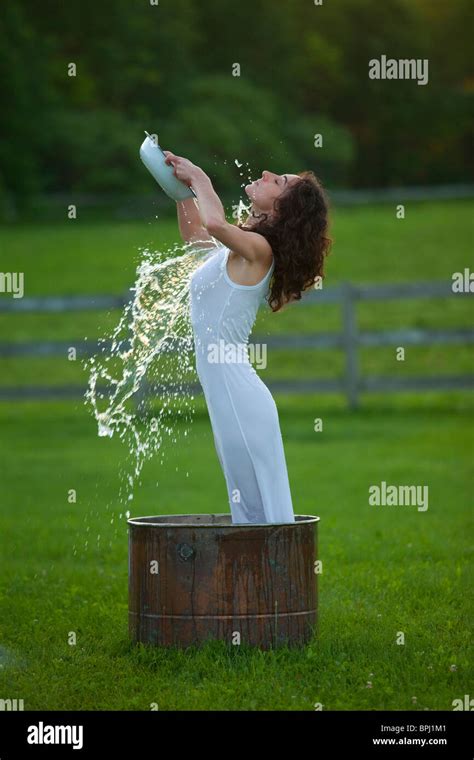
[
  {"xmin": 0, "ymin": 698, "xmax": 24, "ymax": 710},
  {"xmin": 369, "ymin": 481, "xmax": 429, "ymax": 512},
  {"xmin": 452, "ymin": 694, "xmax": 474, "ymax": 710},
  {"xmin": 0, "ymin": 272, "xmax": 24, "ymax": 298},
  {"xmin": 27, "ymin": 722, "xmax": 83, "ymax": 750},
  {"xmin": 369, "ymin": 56, "xmax": 429, "ymax": 86},
  {"xmin": 452, "ymin": 268, "xmax": 474, "ymax": 293},
  {"xmin": 207, "ymin": 339, "xmax": 267, "ymax": 369}
]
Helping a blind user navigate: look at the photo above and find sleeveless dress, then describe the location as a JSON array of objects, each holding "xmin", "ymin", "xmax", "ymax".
[{"xmin": 189, "ymin": 244, "xmax": 295, "ymax": 524}]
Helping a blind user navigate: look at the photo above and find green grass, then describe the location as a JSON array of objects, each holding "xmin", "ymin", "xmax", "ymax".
[
  {"xmin": 0, "ymin": 397, "xmax": 472, "ymax": 710},
  {"xmin": 0, "ymin": 199, "xmax": 473, "ymax": 387},
  {"xmin": 0, "ymin": 200, "xmax": 473, "ymax": 710},
  {"xmin": 1, "ymin": 199, "xmax": 473, "ymax": 293}
]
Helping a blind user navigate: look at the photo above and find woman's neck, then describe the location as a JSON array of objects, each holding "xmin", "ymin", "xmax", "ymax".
[{"xmin": 242, "ymin": 208, "xmax": 269, "ymax": 229}]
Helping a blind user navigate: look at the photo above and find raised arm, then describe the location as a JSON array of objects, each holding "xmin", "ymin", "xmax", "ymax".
[
  {"xmin": 164, "ymin": 152, "xmax": 272, "ymax": 264},
  {"xmin": 176, "ymin": 197, "xmax": 217, "ymax": 250},
  {"xmin": 163, "ymin": 151, "xmax": 216, "ymax": 250}
]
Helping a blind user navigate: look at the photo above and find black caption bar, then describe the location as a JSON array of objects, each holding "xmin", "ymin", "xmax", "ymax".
[{"xmin": 0, "ymin": 710, "xmax": 472, "ymax": 758}]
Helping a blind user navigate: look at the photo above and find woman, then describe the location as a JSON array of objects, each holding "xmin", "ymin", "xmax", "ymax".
[{"xmin": 164, "ymin": 150, "xmax": 331, "ymax": 524}]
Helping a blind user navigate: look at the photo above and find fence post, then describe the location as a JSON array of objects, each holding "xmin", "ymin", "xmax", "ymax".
[
  {"xmin": 342, "ymin": 282, "xmax": 359, "ymax": 409},
  {"xmin": 134, "ymin": 376, "xmax": 149, "ymax": 417}
]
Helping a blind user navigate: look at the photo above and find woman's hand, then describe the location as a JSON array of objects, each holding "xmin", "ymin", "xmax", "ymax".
[
  {"xmin": 164, "ymin": 151, "xmax": 227, "ymax": 235},
  {"xmin": 163, "ymin": 151, "xmax": 202, "ymax": 187}
]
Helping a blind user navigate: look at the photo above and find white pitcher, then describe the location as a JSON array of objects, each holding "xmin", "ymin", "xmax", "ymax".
[{"xmin": 139, "ymin": 132, "xmax": 196, "ymax": 202}]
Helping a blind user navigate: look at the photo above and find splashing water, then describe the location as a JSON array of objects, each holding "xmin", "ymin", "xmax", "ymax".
[
  {"xmin": 84, "ymin": 196, "xmax": 253, "ymax": 504},
  {"xmin": 84, "ymin": 240, "xmax": 211, "ymax": 501}
]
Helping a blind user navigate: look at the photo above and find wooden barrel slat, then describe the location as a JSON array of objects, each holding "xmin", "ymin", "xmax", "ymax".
[{"xmin": 128, "ymin": 513, "xmax": 319, "ymax": 649}]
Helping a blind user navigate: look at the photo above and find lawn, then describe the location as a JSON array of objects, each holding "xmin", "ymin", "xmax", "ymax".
[
  {"xmin": 0, "ymin": 200, "xmax": 472, "ymax": 389},
  {"xmin": 0, "ymin": 199, "xmax": 472, "ymax": 710},
  {"xmin": 0, "ymin": 397, "xmax": 472, "ymax": 710}
]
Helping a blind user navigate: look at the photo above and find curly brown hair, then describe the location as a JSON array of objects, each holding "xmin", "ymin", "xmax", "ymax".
[{"xmin": 238, "ymin": 171, "xmax": 332, "ymax": 312}]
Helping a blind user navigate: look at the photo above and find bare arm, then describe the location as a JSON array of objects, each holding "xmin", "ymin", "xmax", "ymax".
[
  {"xmin": 163, "ymin": 151, "xmax": 216, "ymax": 250},
  {"xmin": 190, "ymin": 171, "xmax": 272, "ymax": 263},
  {"xmin": 164, "ymin": 152, "xmax": 272, "ymax": 264},
  {"xmin": 176, "ymin": 197, "xmax": 217, "ymax": 249}
]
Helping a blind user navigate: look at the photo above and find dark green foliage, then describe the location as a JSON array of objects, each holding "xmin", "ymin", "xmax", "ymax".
[{"xmin": 0, "ymin": 0, "xmax": 471, "ymax": 214}]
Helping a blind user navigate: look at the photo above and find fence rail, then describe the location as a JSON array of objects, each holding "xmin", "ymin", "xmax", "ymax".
[{"xmin": 0, "ymin": 280, "xmax": 472, "ymax": 408}]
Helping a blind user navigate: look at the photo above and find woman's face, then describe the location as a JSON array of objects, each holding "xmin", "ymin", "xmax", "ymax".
[{"xmin": 245, "ymin": 171, "xmax": 301, "ymax": 213}]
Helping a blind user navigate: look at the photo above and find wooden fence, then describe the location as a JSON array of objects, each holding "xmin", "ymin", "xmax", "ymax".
[{"xmin": 0, "ymin": 281, "xmax": 473, "ymax": 408}]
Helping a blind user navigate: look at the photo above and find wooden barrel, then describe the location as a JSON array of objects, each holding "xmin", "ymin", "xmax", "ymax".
[{"xmin": 128, "ymin": 513, "xmax": 319, "ymax": 649}]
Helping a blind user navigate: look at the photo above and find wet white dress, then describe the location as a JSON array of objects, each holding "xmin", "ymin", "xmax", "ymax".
[{"xmin": 189, "ymin": 244, "xmax": 295, "ymax": 524}]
